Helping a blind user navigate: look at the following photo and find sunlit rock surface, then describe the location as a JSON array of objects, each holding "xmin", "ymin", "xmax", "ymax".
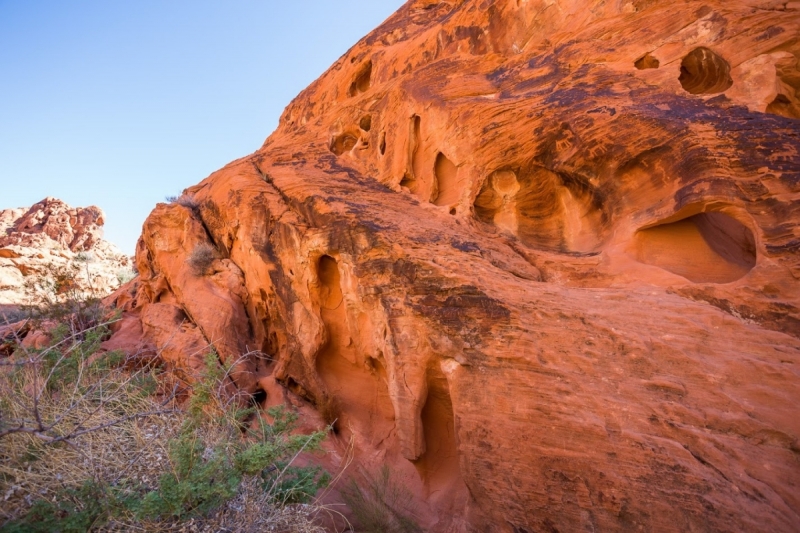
[
  {"xmin": 107, "ymin": 1, "xmax": 800, "ymax": 530},
  {"xmin": 0, "ymin": 198, "xmax": 132, "ymax": 306}
]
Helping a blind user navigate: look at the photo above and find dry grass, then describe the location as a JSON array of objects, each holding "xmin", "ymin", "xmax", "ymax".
[
  {"xmin": 0, "ymin": 326, "xmax": 334, "ymax": 532},
  {"xmin": 341, "ymin": 465, "xmax": 421, "ymax": 533},
  {"xmin": 185, "ymin": 478, "xmax": 327, "ymax": 533},
  {"xmin": 165, "ymin": 194, "xmax": 200, "ymax": 211},
  {"xmin": 1, "ymin": 260, "xmax": 336, "ymax": 532},
  {"xmin": 0, "ymin": 335, "xmax": 177, "ymax": 527}
]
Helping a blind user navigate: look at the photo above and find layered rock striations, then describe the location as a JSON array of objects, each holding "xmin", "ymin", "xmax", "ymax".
[
  {"xmin": 0, "ymin": 198, "xmax": 132, "ymax": 307},
  {"xmin": 107, "ymin": 1, "xmax": 800, "ymax": 531}
]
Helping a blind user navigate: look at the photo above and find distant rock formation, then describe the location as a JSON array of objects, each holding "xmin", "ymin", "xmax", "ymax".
[
  {"xmin": 0, "ymin": 198, "xmax": 132, "ymax": 306},
  {"xmin": 97, "ymin": 0, "xmax": 800, "ymax": 531}
]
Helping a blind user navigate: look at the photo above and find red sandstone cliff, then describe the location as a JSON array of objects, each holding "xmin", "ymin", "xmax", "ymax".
[{"xmin": 105, "ymin": 1, "xmax": 799, "ymax": 530}]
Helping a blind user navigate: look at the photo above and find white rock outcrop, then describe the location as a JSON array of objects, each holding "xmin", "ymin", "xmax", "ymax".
[{"xmin": 0, "ymin": 198, "xmax": 133, "ymax": 305}]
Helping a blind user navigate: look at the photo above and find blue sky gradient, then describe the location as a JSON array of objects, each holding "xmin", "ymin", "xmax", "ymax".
[{"xmin": 0, "ymin": 1, "xmax": 403, "ymax": 253}]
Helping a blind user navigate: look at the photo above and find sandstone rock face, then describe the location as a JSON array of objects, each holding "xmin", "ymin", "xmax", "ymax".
[
  {"xmin": 109, "ymin": 1, "xmax": 800, "ymax": 531},
  {"xmin": 0, "ymin": 198, "xmax": 132, "ymax": 306}
]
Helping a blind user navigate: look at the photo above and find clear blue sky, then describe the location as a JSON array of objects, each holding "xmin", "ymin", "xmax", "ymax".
[{"xmin": 0, "ymin": 1, "xmax": 404, "ymax": 254}]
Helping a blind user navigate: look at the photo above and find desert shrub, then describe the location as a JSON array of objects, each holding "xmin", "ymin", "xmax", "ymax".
[
  {"xmin": 166, "ymin": 193, "xmax": 200, "ymax": 210},
  {"xmin": 1, "ymin": 263, "xmax": 165, "ymax": 531},
  {"xmin": 1, "ymin": 270, "xmax": 330, "ymax": 531},
  {"xmin": 187, "ymin": 243, "xmax": 218, "ymax": 276},
  {"xmin": 0, "ymin": 479, "xmax": 137, "ymax": 533},
  {"xmin": 264, "ymin": 463, "xmax": 331, "ymax": 504},
  {"xmin": 115, "ymin": 266, "xmax": 137, "ymax": 286},
  {"xmin": 0, "ymin": 316, "xmax": 171, "ymax": 531},
  {"xmin": 341, "ymin": 465, "xmax": 421, "ymax": 533},
  {"xmin": 1, "ymin": 346, "xmax": 330, "ymax": 531},
  {"xmin": 133, "ymin": 353, "xmax": 330, "ymax": 522},
  {"xmin": 20, "ymin": 259, "xmax": 105, "ymax": 333}
]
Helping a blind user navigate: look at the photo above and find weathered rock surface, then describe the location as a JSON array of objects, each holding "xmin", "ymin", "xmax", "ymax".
[
  {"xmin": 106, "ymin": 1, "xmax": 800, "ymax": 531},
  {"xmin": 0, "ymin": 198, "xmax": 132, "ymax": 307}
]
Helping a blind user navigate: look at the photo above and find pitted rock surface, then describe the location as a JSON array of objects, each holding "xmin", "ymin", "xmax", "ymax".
[{"xmin": 106, "ymin": 1, "xmax": 800, "ymax": 531}]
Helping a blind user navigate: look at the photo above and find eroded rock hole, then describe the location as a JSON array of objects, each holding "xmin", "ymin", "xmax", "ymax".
[
  {"xmin": 379, "ymin": 132, "xmax": 386, "ymax": 155},
  {"xmin": 330, "ymin": 132, "xmax": 358, "ymax": 156},
  {"xmin": 411, "ymin": 115, "xmax": 422, "ymax": 177},
  {"xmin": 474, "ymin": 167, "xmax": 605, "ymax": 252},
  {"xmin": 359, "ymin": 115, "xmax": 372, "ymax": 131},
  {"xmin": 400, "ymin": 173, "xmax": 415, "ymax": 189},
  {"xmin": 250, "ymin": 387, "xmax": 267, "ymax": 407},
  {"xmin": 318, "ymin": 255, "xmax": 343, "ymax": 311},
  {"xmin": 315, "ymin": 255, "xmax": 395, "ymax": 445},
  {"xmin": 414, "ymin": 366, "xmax": 466, "ymax": 504},
  {"xmin": 432, "ymin": 152, "xmax": 459, "ymax": 207},
  {"xmin": 679, "ymin": 47, "xmax": 733, "ymax": 95},
  {"xmin": 635, "ymin": 53, "xmax": 660, "ymax": 70},
  {"xmin": 766, "ymin": 54, "xmax": 800, "ymax": 119},
  {"xmin": 767, "ymin": 94, "xmax": 800, "ymax": 119},
  {"xmin": 401, "ymin": 115, "xmax": 423, "ymax": 192},
  {"xmin": 474, "ymin": 169, "xmax": 518, "ymax": 230},
  {"xmin": 634, "ymin": 211, "xmax": 756, "ymax": 283},
  {"xmin": 348, "ymin": 61, "xmax": 373, "ymax": 97}
]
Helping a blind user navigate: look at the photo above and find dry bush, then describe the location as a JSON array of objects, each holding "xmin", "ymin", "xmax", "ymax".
[
  {"xmin": 18, "ymin": 257, "xmax": 107, "ymax": 333},
  {"xmin": 165, "ymin": 194, "xmax": 200, "ymax": 211},
  {"xmin": 186, "ymin": 478, "xmax": 327, "ymax": 533},
  {"xmin": 0, "ymin": 307, "xmax": 26, "ymax": 326},
  {"xmin": 1, "ymin": 340, "xmax": 333, "ymax": 532},
  {"xmin": 114, "ymin": 267, "xmax": 137, "ymax": 287},
  {"xmin": 341, "ymin": 466, "xmax": 421, "ymax": 533},
  {"xmin": 186, "ymin": 243, "xmax": 218, "ymax": 276},
  {"xmin": 0, "ymin": 326, "xmax": 177, "ymax": 530}
]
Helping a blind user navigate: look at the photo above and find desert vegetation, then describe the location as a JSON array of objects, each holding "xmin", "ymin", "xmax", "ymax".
[
  {"xmin": 0, "ymin": 264, "xmax": 333, "ymax": 532},
  {"xmin": 114, "ymin": 266, "xmax": 137, "ymax": 286},
  {"xmin": 165, "ymin": 193, "xmax": 200, "ymax": 211},
  {"xmin": 341, "ymin": 466, "xmax": 421, "ymax": 533},
  {"xmin": 187, "ymin": 243, "xmax": 219, "ymax": 276}
]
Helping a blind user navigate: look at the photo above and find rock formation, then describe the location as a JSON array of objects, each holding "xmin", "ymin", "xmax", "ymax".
[
  {"xmin": 0, "ymin": 198, "xmax": 132, "ymax": 308},
  {"xmin": 104, "ymin": 0, "xmax": 800, "ymax": 531}
]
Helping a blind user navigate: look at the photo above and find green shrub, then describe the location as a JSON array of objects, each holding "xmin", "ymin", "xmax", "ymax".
[
  {"xmin": 131, "ymin": 355, "xmax": 330, "ymax": 522},
  {"xmin": 0, "ymin": 479, "xmax": 134, "ymax": 533},
  {"xmin": 263, "ymin": 463, "xmax": 331, "ymax": 505}
]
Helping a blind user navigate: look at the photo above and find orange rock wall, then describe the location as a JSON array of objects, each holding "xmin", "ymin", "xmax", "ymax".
[{"xmin": 109, "ymin": 1, "xmax": 800, "ymax": 531}]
